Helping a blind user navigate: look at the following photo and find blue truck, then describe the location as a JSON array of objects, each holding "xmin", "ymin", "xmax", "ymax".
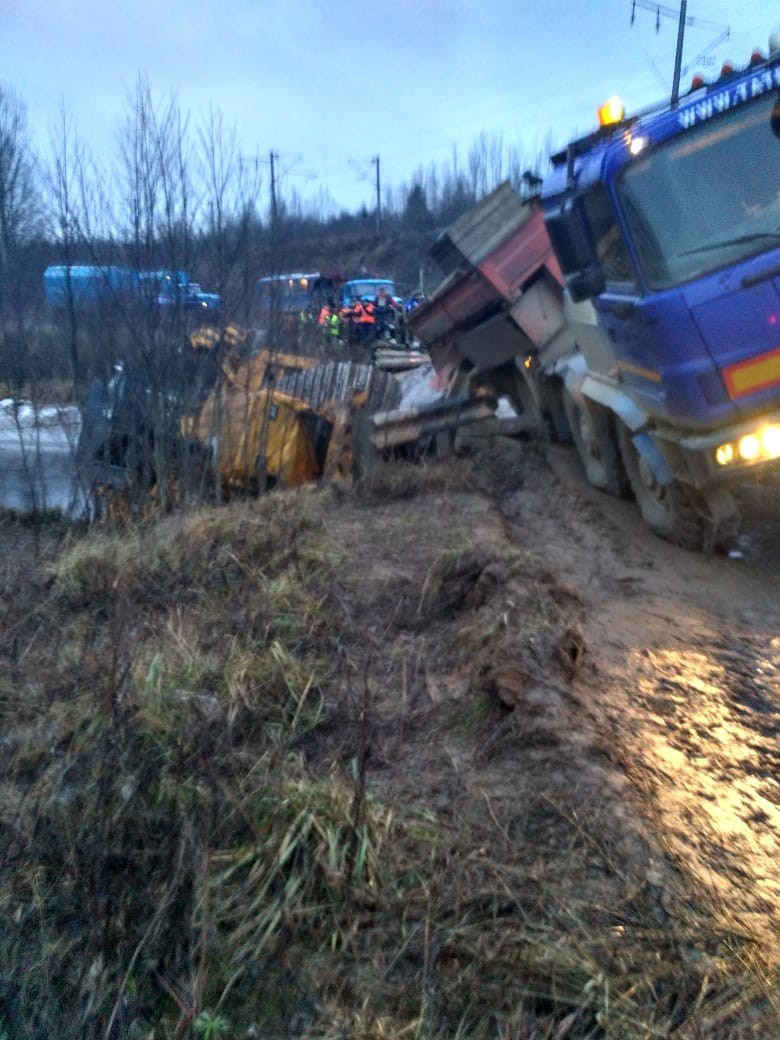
[
  {"xmin": 44, "ymin": 266, "xmax": 220, "ymax": 314},
  {"xmin": 143, "ymin": 270, "xmax": 221, "ymax": 313},
  {"xmin": 410, "ymin": 27, "xmax": 780, "ymax": 550}
]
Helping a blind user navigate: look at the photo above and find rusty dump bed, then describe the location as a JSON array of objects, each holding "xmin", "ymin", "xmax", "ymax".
[{"xmin": 409, "ymin": 182, "xmax": 565, "ymax": 376}]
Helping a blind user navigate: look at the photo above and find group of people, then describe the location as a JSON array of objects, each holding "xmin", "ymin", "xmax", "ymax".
[{"xmin": 300, "ymin": 286, "xmax": 402, "ymax": 346}]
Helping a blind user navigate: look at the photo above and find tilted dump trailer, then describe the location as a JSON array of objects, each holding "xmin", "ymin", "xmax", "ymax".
[{"xmin": 409, "ymin": 181, "xmax": 605, "ymax": 449}]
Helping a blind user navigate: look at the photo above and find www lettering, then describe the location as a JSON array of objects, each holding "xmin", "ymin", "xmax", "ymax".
[{"xmin": 678, "ymin": 68, "xmax": 778, "ymax": 129}]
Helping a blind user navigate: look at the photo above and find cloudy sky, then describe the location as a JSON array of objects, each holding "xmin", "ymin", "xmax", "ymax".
[{"xmin": 4, "ymin": 0, "xmax": 780, "ymax": 215}]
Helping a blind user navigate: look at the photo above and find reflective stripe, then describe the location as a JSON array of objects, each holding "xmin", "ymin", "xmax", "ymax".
[
  {"xmin": 724, "ymin": 347, "xmax": 780, "ymax": 398},
  {"xmin": 615, "ymin": 359, "xmax": 662, "ymax": 383}
]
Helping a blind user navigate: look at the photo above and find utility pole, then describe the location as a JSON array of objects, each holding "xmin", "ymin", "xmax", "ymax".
[
  {"xmin": 630, "ymin": 1, "xmax": 728, "ymax": 106},
  {"xmin": 671, "ymin": 1, "xmax": 687, "ymax": 105},
  {"xmin": 268, "ymin": 150, "xmax": 280, "ymax": 346},
  {"xmin": 239, "ymin": 149, "xmax": 282, "ymax": 341},
  {"xmin": 269, "ymin": 150, "xmax": 278, "ymax": 230},
  {"xmin": 372, "ymin": 155, "xmax": 381, "ymax": 236},
  {"xmin": 238, "ymin": 153, "xmax": 262, "ymax": 329}
]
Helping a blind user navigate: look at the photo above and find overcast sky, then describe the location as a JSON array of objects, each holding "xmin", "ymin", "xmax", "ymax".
[{"xmin": 4, "ymin": 0, "xmax": 780, "ymax": 215}]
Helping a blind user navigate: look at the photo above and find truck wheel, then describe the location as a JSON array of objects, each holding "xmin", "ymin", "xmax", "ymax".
[
  {"xmin": 616, "ymin": 421, "xmax": 705, "ymax": 549},
  {"xmin": 562, "ymin": 388, "xmax": 630, "ymax": 497}
]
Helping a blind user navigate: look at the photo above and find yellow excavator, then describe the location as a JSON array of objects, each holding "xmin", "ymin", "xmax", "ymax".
[
  {"xmin": 79, "ymin": 323, "xmax": 403, "ymax": 502},
  {"xmin": 184, "ymin": 339, "xmax": 379, "ymax": 491}
]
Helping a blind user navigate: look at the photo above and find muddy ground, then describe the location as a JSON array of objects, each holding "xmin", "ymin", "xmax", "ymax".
[{"xmin": 501, "ymin": 441, "xmax": 779, "ymax": 944}]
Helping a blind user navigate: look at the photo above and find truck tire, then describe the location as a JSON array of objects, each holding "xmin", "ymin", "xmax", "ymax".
[
  {"xmin": 616, "ymin": 420, "xmax": 706, "ymax": 549},
  {"xmin": 562, "ymin": 387, "xmax": 630, "ymax": 497}
]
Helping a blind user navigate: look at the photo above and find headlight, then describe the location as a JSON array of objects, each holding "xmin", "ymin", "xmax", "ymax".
[
  {"xmin": 761, "ymin": 424, "xmax": 780, "ymax": 457},
  {"xmin": 715, "ymin": 423, "xmax": 780, "ymax": 466},
  {"xmin": 715, "ymin": 442, "xmax": 735, "ymax": 466},
  {"xmin": 738, "ymin": 434, "xmax": 761, "ymax": 461}
]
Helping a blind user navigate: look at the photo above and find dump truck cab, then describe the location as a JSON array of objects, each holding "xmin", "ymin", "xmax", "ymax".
[
  {"xmin": 537, "ymin": 39, "xmax": 780, "ymax": 544},
  {"xmin": 152, "ymin": 271, "xmax": 221, "ymax": 314},
  {"xmin": 543, "ymin": 59, "xmax": 780, "ymax": 421}
]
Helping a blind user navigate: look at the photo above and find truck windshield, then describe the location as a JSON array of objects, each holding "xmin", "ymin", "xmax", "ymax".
[{"xmin": 617, "ymin": 92, "xmax": 780, "ymax": 290}]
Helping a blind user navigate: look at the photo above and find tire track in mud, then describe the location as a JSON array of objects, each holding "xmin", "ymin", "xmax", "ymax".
[
  {"xmin": 494, "ymin": 440, "xmax": 780, "ymax": 948},
  {"xmin": 605, "ymin": 616, "xmax": 780, "ymax": 938}
]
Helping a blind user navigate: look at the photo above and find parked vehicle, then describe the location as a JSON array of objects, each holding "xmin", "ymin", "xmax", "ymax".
[
  {"xmin": 257, "ymin": 272, "xmax": 340, "ymax": 319},
  {"xmin": 172, "ymin": 282, "xmax": 221, "ymax": 313},
  {"xmin": 138, "ymin": 270, "xmax": 221, "ymax": 313},
  {"xmin": 410, "ymin": 28, "xmax": 780, "ymax": 550},
  {"xmin": 257, "ymin": 273, "xmax": 401, "ymax": 316},
  {"xmin": 44, "ymin": 265, "xmax": 220, "ymax": 314}
]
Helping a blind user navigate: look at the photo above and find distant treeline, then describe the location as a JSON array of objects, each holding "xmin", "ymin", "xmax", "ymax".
[{"xmin": 0, "ymin": 76, "xmax": 550, "ymax": 394}]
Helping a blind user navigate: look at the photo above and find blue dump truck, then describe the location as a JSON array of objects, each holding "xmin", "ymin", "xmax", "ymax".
[
  {"xmin": 410, "ymin": 28, "xmax": 780, "ymax": 550},
  {"xmin": 43, "ymin": 266, "xmax": 220, "ymax": 314}
]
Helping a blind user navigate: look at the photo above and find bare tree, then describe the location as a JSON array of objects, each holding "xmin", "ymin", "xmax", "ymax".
[
  {"xmin": 0, "ymin": 85, "xmax": 40, "ymax": 387},
  {"xmin": 106, "ymin": 78, "xmax": 195, "ymax": 507},
  {"xmin": 199, "ymin": 105, "xmax": 261, "ymax": 322},
  {"xmin": 0, "ymin": 85, "xmax": 38, "ymax": 259},
  {"xmin": 45, "ymin": 100, "xmax": 96, "ymax": 391},
  {"xmin": 116, "ymin": 76, "xmax": 195, "ymax": 278}
]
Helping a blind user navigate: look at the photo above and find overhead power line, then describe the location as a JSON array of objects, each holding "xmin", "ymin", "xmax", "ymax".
[
  {"xmin": 630, "ymin": 1, "xmax": 730, "ymax": 105},
  {"xmin": 630, "ymin": 0, "xmax": 729, "ymax": 33}
]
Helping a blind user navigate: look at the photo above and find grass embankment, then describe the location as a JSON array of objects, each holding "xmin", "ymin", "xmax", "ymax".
[{"xmin": 0, "ymin": 455, "xmax": 777, "ymax": 1039}]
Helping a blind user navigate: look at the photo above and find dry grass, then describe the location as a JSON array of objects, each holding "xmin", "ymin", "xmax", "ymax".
[{"xmin": 0, "ymin": 456, "xmax": 777, "ymax": 1039}]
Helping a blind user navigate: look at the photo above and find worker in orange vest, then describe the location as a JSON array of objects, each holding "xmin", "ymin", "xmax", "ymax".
[
  {"xmin": 355, "ymin": 298, "xmax": 376, "ymax": 344},
  {"xmin": 350, "ymin": 298, "xmax": 367, "ymax": 342}
]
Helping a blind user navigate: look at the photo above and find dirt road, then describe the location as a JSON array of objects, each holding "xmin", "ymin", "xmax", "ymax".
[{"xmin": 500, "ymin": 440, "xmax": 780, "ymax": 950}]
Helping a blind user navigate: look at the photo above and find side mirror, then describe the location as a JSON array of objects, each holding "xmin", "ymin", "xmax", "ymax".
[
  {"xmin": 544, "ymin": 197, "xmax": 598, "ymax": 274},
  {"xmin": 545, "ymin": 196, "xmax": 605, "ymax": 300},
  {"xmin": 567, "ymin": 265, "xmax": 606, "ymax": 303}
]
